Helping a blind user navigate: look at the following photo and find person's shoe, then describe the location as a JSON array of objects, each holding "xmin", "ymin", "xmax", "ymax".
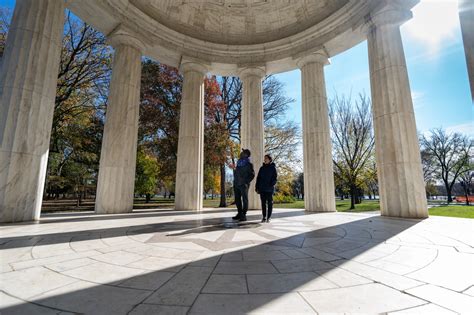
[
  {"xmin": 266, "ymin": 218, "xmax": 271, "ymax": 223},
  {"xmin": 232, "ymin": 214, "xmax": 241, "ymax": 220},
  {"xmin": 261, "ymin": 218, "xmax": 266, "ymax": 223},
  {"xmin": 239, "ymin": 216, "xmax": 247, "ymax": 222}
]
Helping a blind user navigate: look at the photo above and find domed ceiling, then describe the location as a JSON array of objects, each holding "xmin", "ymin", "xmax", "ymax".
[
  {"xmin": 130, "ymin": 0, "xmax": 349, "ymax": 45},
  {"xmin": 66, "ymin": 0, "xmax": 419, "ymax": 75}
]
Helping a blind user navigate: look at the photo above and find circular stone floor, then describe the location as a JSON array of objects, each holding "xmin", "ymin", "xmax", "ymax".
[{"xmin": 1, "ymin": 208, "xmax": 473, "ymax": 314}]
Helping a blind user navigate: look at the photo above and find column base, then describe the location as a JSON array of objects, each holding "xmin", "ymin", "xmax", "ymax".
[
  {"xmin": 381, "ymin": 213, "xmax": 428, "ymax": 220},
  {"xmin": 304, "ymin": 209, "xmax": 337, "ymax": 213}
]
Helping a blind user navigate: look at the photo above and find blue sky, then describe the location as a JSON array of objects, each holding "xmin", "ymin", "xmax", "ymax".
[
  {"xmin": 276, "ymin": 0, "xmax": 473, "ymax": 138},
  {"xmin": 2, "ymin": 0, "xmax": 472, "ymax": 136}
]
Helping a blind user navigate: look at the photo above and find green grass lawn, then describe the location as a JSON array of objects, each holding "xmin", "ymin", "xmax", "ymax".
[
  {"xmin": 335, "ymin": 200, "xmax": 381, "ymax": 212},
  {"xmin": 428, "ymin": 205, "xmax": 474, "ymax": 219},
  {"xmin": 273, "ymin": 200, "xmax": 305, "ymax": 209},
  {"xmin": 274, "ymin": 199, "xmax": 380, "ymax": 212},
  {"xmin": 132, "ymin": 197, "xmax": 474, "ymax": 219},
  {"xmin": 202, "ymin": 198, "xmax": 234, "ymax": 208}
]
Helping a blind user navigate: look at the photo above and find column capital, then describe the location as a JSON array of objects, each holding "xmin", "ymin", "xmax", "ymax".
[
  {"xmin": 295, "ymin": 51, "xmax": 330, "ymax": 69},
  {"xmin": 362, "ymin": 0, "xmax": 417, "ymax": 34},
  {"xmin": 180, "ymin": 57, "xmax": 209, "ymax": 75},
  {"xmin": 237, "ymin": 66, "xmax": 266, "ymax": 79},
  {"xmin": 107, "ymin": 25, "xmax": 146, "ymax": 53}
]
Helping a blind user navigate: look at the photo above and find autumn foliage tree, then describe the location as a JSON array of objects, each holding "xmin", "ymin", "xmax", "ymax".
[
  {"xmin": 135, "ymin": 146, "xmax": 160, "ymax": 203},
  {"xmin": 139, "ymin": 62, "xmax": 233, "ymax": 199},
  {"xmin": 204, "ymin": 76, "xmax": 230, "ymax": 200},
  {"xmin": 139, "ymin": 60, "xmax": 182, "ymax": 194}
]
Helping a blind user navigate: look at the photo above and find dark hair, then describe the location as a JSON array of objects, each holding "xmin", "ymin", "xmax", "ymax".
[
  {"xmin": 264, "ymin": 154, "xmax": 272, "ymax": 162},
  {"xmin": 242, "ymin": 149, "xmax": 251, "ymax": 157}
]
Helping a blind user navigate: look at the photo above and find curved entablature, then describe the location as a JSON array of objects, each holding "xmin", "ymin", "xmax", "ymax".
[{"xmin": 65, "ymin": 0, "xmax": 419, "ymax": 75}]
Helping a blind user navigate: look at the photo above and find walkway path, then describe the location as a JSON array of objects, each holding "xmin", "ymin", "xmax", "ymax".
[{"xmin": 1, "ymin": 208, "xmax": 473, "ymax": 314}]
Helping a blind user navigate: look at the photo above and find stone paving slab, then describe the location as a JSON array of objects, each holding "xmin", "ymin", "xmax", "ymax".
[
  {"xmin": 0, "ymin": 266, "xmax": 78, "ymax": 300},
  {"xmin": 144, "ymin": 266, "xmax": 213, "ymax": 306},
  {"xmin": 129, "ymin": 304, "xmax": 189, "ymax": 315},
  {"xmin": 0, "ymin": 208, "xmax": 473, "ymax": 314},
  {"xmin": 300, "ymin": 283, "xmax": 425, "ymax": 313},
  {"xmin": 405, "ymin": 284, "xmax": 474, "ymax": 314},
  {"xmin": 26, "ymin": 280, "xmax": 151, "ymax": 314},
  {"xmin": 407, "ymin": 248, "xmax": 474, "ymax": 291},
  {"xmin": 189, "ymin": 293, "xmax": 316, "ymax": 314},
  {"xmin": 387, "ymin": 303, "xmax": 457, "ymax": 314},
  {"xmin": 61, "ymin": 261, "xmax": 145, "ymax": 284},
  {"xmin": 247, "ymin": 272, "xmax": 337, "ymax": 293},
  {"xmin": 202, "ymin": 274, "xmax": 248, "ymax": 294}
]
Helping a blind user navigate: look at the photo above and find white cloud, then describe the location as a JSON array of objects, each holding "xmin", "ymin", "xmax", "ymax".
[
  {"xmin": 411, "ymin": 91, "xmax": 426, "ymax": 110},
  {"xmin": 402, "ymin": 0, "xmax": 460, "ymax": 54},
  {"xmin": 419, "ymin": 122, "xmax": 473, "ymax": 138},
  {"xmin": 411, "ymin": 90, "xmax": 425, "ymax": 101},
  {"xmin": 445, "ymin": 122, "xmax": 474, "ymax": 136}
]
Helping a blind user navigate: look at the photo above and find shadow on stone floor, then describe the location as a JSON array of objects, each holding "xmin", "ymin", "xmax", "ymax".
[
  {"xmin": 0, "ymin": 209, "xmax": 306, "ymax": 248},
  {"xmin": 0, "ymin": 212, "xmax": 426, "ymax": 314},
  {"xmin": 38, "ymin": 208, "xmax": 239, "ymax": 224}
]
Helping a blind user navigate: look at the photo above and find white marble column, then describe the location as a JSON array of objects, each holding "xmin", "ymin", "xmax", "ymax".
[
  {"xmin": 95, "ymin": 28, "xmax": 144, "ymax": 214},
  {"xmin": 459, "ymin": 0, "xmax": 474, "ymax": 101},
  {"xmin": 239, "ymin": 67, "xmax": 265, "ymax": 210},
  {"xmin": 175, "ymin": 60, "xmax": 207, "ymax": 211},
  {"xmin": 0, "ymin": 0, "xmax": 64, "ymax": 223},
  {"xmin": 366, "ymin": 5, "xmax": 428, "ymax": 218},
  {"xmin": 296, "ymin": 52, "xmax": 336, "ymax": 213}
]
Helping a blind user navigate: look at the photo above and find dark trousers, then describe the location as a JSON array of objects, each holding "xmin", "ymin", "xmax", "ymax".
[
  {"xmin": 260, "ymin": 192, "xmax": 273, "ymax": 219},
  {"xmin": 234, "ymin": 184, "xmax": 249, "ymax": 216}
]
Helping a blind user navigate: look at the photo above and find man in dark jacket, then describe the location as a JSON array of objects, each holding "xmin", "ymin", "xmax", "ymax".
[
  {"xmin": 255, "ymin": 154, "xmax": 277, "ymax": 222},
  {"xmin": 231, "ymin": 149, "xmax": 255, "ymax": 221}
]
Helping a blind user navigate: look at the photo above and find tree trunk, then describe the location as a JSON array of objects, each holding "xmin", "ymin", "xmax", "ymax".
[
  {"xmin": 350, "ymin": 185, "xmax": 356, "ymax": 210},
  {"xmin": 76, "ymin": 192, "xmax": 80, "ymax": 207},
  {"xmin": 443, "ymin": 179, "xmax": 453, "ymax": 203},
  {"xmin": 146, "ymin": 194, "xmax": 151, "ymax": 203},
  {"xmin": 219, "ymin": 163, "xmax": 227, "ymax": 207}
]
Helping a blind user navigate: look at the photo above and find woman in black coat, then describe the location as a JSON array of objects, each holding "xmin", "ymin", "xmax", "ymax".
[{"xmin": 255, "ymin": 154, "xmax": 277, "ymax": 223}]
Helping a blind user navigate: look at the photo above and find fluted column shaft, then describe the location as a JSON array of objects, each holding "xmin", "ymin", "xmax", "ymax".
[
  {"xmin": 95, "ymin": 30, "xmax": 143, "ymax": 214},
  {"xmin": 459, "ymin": 0, "xmax": 474, "ymax": 101},
  {"xmin": 367, "ymin": 7, "xmax": 428, "ymax": 218},
  {"xmin": 240, "ymin": 67, "xmax": 265, "ymax": 210},
  {"xmin": 0, "ymin": 0, "xmax": 64, "ymax": 223},
  {"xmin": 175, "ymin": 61, "xmax": 207, "ymax": 211},
  {"xmin": 298, "ymin": 53, "xmax": 336, "ymax": 212}
]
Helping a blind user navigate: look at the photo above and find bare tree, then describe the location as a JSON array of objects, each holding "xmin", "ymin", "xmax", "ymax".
[
  {"xmin": 265, "ymin": 121, "xmax": 301, "ymax": 164},
  {"xmin": 329, "ymin": 93, "xmax": 375, "ymax": 210},
  {"xmin": 219, "ymin": 75, "xmax": 295, "ymax": 140},
  {"xmin": 421, "ymin": 148, "xmax": 437, "ymax": 182},
  {"xmin": 420, "ymin": 128, "xmax": 473, "ymax": 203},
  {"xmin": 458, "ymin": 168, "xmax": 473, "ymax": 205}
]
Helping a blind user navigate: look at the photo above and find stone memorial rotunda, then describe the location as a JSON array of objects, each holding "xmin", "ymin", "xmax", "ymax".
[{"xmin": 1, "ymin": 0, "xmax": 473, "ymax": 223}]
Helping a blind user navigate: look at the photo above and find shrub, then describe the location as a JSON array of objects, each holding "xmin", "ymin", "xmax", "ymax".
[{"xmin": 274, "ymin": 193, "xmax": 296, "ymax": 204}]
